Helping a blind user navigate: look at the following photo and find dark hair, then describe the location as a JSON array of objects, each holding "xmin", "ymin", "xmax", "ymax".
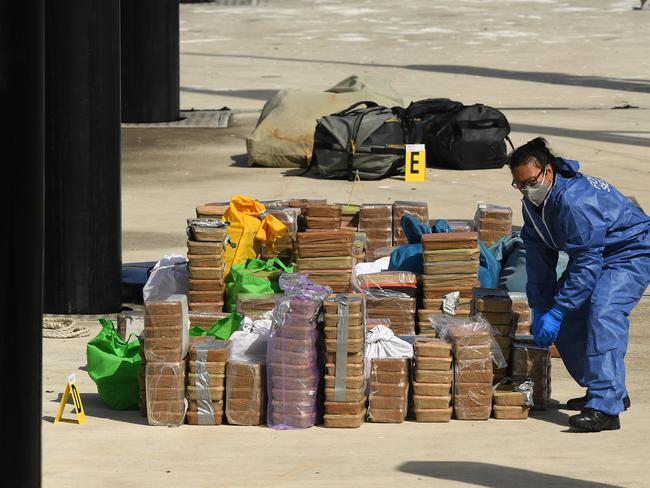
[{"xmin": 508, "ymin": 137, "xmax": 561, "ymax": 171}]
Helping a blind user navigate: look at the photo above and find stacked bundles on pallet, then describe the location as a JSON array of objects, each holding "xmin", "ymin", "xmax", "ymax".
[
  {"xmin": 472, "ymin": 288, "xmax": 514, "ymax": 385},
  {"xmin": 267, "ymin": 276, "xmax": 329, "ymax": 429},
  {"xmin": 236, "ymin": 293, "xmax": 281, "ymax": 319},
  {"xmin": 262, "ymin": 207, "xmax": 300, "ymax": 264},
  {"xmin": 196, "ymin": 201, "xmax": 229, "ymax": 219},
  {"xmin": 186, "ymin": 219, "xmax": 229, "ymax": 313},
  {"xmin": 510, "ymin": 343, "xmax": 551, "ymax": 410},
  {"xmin": 413, "ymin": 338, "xmax": 453, "ymax": 422},
  {"xmin": 450, "ymin": 319, "xmax": 493, "ymax": 420},
  {"xmin": 417, "ymin": 294, "xmax": 473, "ymax": 336},
  {"xmin": 474, "ymin": 203, "xmax": 512, "ymax": 247},
  {"xmin": 355, "ymin": 271, "xmax": 417, "ymax": 335},
  {"xmin": 359, "ymin": 204, "xmax": 392, "ymax": 261},
  {"xmin": 296, "ymin": 229, "xmax": 355, "ymax": 292},
  {"xmin": 305, "ymin": 204, "xmax": 342, "ymax": 231},
  {"xmin": 368, "ymin": 358, "xmax": 410, "ymax": 423},
  {"xmin": 144, "ymin": 295, "xmax": 190, "ymax": 426},
  {"xmin": 186, "ymin": 339, "xmax": 230, "ymax": 425},
  {"xmin": 509, "ymin": 292, "xmax": 532, "ymax": 338},
  {"xmin": 323, "ymin": 294, "xmax": 367, "ymax": 428},
  {"xmin": 420, "ymin": 232, "xmax": 480, "ymax": 328},
  {"xmin": 289, "ymin": 198, "xmax": 327, "ymax": 232},
  {"xmin": 340, "ymin": 205, "xmax": 360, "ymax": 231},
  {"xmin": 392, "ymin": 201, "xmax": 429, "ymax": 246},
  {"xmin": 493, "ymin": 380, "xmax": 533, "ymax": 420},
  {"xmin": 225, "ymin": 361, "xmax": 266, "ymax": 426}
]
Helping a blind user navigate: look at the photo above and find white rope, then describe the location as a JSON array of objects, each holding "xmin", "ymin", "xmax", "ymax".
[{"xmin": 43, "ymin": 317, "xmax": 90, "ymax": 339}]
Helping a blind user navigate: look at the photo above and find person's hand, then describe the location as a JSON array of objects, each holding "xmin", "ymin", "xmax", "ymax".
[
  {"xmin": 534, "ymin": 307, "xmax": 565, "ymax": 348},
  {"xmin": 531, "ymin": 308, "xmax": 545, "ymax": 337}
]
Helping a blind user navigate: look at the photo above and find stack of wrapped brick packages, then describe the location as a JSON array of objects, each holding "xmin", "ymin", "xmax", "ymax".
[
  {"xmin": 188, "ymin": 311, "xmax": 229, "ymax": 332},
  {"xmin": 263, "ymin": 206, "xmax": 300, "ymax": 264},
  {"xmin": 359, "ymin": 204, "xmax": 392, "ymax": 261},
  {"xmin": 323, "ymin": 294, "xmax": 367, "ymax": 428},
  {"xmin": 449, "ymin": 317, "xmax": 494, "ymax": 420},
  {"xmin": 509, "ymin": 292, "xmax": 532, "ymax": 338},
  {"xmin": 493, "ymin": 380, "xmax": 534, "ymax": 420},
  {"xmin": 266, "ymin": 274, "xmax": 330, "ymax": 429},
  {"xmin": 413, "ymin": 338, "xmax": 453, "ymax": 422},
  {"xmin": 186, "ymin": 339, "xmax": 230, "ymax": 425},
  {"xmin": 296, "ymin": 229, "xmax": 355, "ymax": 292},
  {"xmin": 474, "ymin": 203, "xmax": 513, "ymax": 247},
  {"xmin": 419, "ymin": 232, "xmax": 480, "ymax": 336},
  {"xmin": 236, "ymin": 293, "xmax": 281, "ymax": 319},
  {"xmin": 355, "ymin": 271, "xmax": 418, "ymax": 335},
  {"xmin": 392, "ymin": 201, "xmax": 429, "ymax": 246},
  {"xmin": 289, "ymin": 198, "xmax": 327, "ymax": 232},
  {"xmin": 472, "ymin": 288, "xmax": 514, "ymax": 385},
  {"xmin": 368, "ymin": 358, "xmax": 410, "ymax": 423},
  {"xmin": 511, "ymin": 343, "xmax": 551, "ymax": 410},
  {"xmin": 196, "ymin": 201, "xmax": 229, "ymax": 220},
  {"xmin": 305, "ymin": 204, "xmax": 342, "ymax": 231},
  {"xmin": 226, "ymin": 361, "xmax": 267, "ymax": 426},
  {"xmin": 186, "ymin": 218, "xmax": 229, "ymax": 313},
  {"xmin": 339, "ymin": 205, "xmax": 359, "ymax": 231},
  {"xmin": 143, "ymin": 295, "xmax": 189, "ymax": 426}
]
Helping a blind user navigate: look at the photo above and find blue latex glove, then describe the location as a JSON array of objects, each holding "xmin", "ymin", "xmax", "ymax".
[
  {"xmin": 531, "ymin": 308, "xmax": 545, "ymax": 337},
  {"xmin": 534, "ymin": 307, "xmax": 565, "ymax": 348}
]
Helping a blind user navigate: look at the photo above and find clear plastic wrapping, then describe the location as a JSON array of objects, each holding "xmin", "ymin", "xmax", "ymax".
[
  {"xmin": 236, "ymin": 293, "xmax": 282, "ymax": 319},
  {"xmin": 146, "ymin": 361, "xmax": 186, "ymax": 426},
  {"xmin": 266, "ymin": 274, "xmax": 331, "ymax": 429},
  {"xmin": 268, "ymin": 208, "xmax": 301, "ymax": 235},
  {"xmin": 509, "ymin": 292, "xmax": 533, "ymax": 338},
  {"xmin": 117, "ymin": 312, "xmax": 144, "ymax": 341},
  {"xmin": 144, "ymin": 295, "xmax": 190, "ymax": 362},
  {"xmin": 225, "ymin": 361, "xmax": 266, "ymax": 426},
  {"xmin": 412, "ymin": 337, "xmax": 453, "ymax": 422},
  {"xmin": 185, "ymin": 339, "xmax": 230, "ymax": 425},
  {"xmin": 493, "ymin": 378, "xmax": 534, "ymax": 419},
  {"xmin": 392, "ymin": 201, "xmax": 429, "ymax": 245},
  {"xmin": 323, "ymin": 294, "xmax": 367, "ymax": 428},
  {"xmin": 510, "ymin": 342, "xmax": 551, "ymax": 410},
  {"xmin": 186, "ymin": 218, "xmax": 229, "ymax": 242},
  {"xmin": 474, "ymin": 204, "xmax": 513, "ymax": 246},
  {"xmin": 368, "ymin": 358, "xmax": 410, "ymax": 423},
  {"xmin": 296, "ymin": 229, "xmax": 355, "ymax": 257}
]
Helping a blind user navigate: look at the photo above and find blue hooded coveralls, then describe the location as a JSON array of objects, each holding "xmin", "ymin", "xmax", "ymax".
[{"xmin": 522, "ymin": 159, "xmax": 650, "ymax": 416}]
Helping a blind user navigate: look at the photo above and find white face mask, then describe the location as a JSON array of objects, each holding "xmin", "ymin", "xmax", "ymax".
[{"xmin": 520, "ymin": 166, "xmax": 552, "ymax": 207}]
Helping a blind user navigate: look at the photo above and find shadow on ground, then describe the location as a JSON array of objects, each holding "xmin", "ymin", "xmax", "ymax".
[
  {"xmin": 46, "ymin": 392, "xmax": 147, "ymax": 425},
  {"xmin": 397, "ymin": 461, "xmax": 623, "ymax": 488}
]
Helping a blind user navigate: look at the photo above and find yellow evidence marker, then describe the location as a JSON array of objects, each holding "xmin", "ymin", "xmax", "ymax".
[
  {"xmin": 405, "ymin": 144, "xmax": 426, "ymax": 182},
  {"xmin": 54, "ymin": 373, "xmax": 86, "ymax": 424}
]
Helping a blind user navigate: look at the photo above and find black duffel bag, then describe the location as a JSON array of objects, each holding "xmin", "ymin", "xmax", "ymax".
[{"xmin": 401, "ymin": 98, "xmax": 513, "ymax": 170}]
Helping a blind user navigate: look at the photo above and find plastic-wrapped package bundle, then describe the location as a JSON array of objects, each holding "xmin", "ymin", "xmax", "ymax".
[
  {"xmin": 236, "ymin": 293, "xmax": 282, "ymax": 320},
  {"xmin": 368, "ymin": 358, "xmax": 410, "ymax": 423},
  {"xmin": 268, "ymin": 208, "xmax": 301, "ymax": 236},
  {"xmin": 359, "ymin": 204, "xmax": 392, "ymax": 261},
  {"xmin": 339, "ymin": 204, "xmax": 360, "ymax": 231},
  {"xmin": 472, "ymin": 288, "xmax": 514, "ymax": 384},
  {"xmin": 353, "ymin": 270, "xmax": 417, "ymax": 335},
  {"xmin": 146, "ymin": 361, "xmax": 186, "ymax": 426},
  {"xmin": 413, "ymin": 338, "xmax": 453, "ymax": 422},
  {"xmin": 144, "ymin": 295, "xmax": 190, "ymax": 363},
  {"xmin": 117, "ymin": 311, "xmax": 144, "ymax": 341},
  {"xmin": 186, "ymin": 218, "xmax": 228, "ymax": 313},
  {"xmin": 296, "ymin": 230, "xmax": 355, "ymax": 292},
  {"xmin": 474, "ymin": 203, "xmax": 513, "ymax": 246},
  {"xmin": 432, "ymin": 315, "xmax": 505, "ymax": 421},
  {"xmin": 189, "ymin": 311, "xmax": 230, "ymax": 331},
  {"xmin": 185, "ymin": 340, "xmax": 230, "ymax": 425},
  {"xmin": 493, "ymin": 379, "xmax": 534, "ymax": 419},
  {"xmin": 392, "ymin": 201, "xmax": 429, "ymax": 246},
  {"xmin": 196, "ymin": 202, "xmax": 229, "ymax": 219},
  {"xmin": 509, "ymin": 292, "xmax": 532, "ymax": 338},
  {"xmin": 266, "ymin": 274, "xmax": 331, "ymax": 429},
  {"xmin": 421, "ymin": 233, "xmax": 480, "ymax": 305},
  {"xmin": 226, "ymin": 361, "xmax": 266, "ymax": 425},
  {"xmin": 305, "ymin": 204, "xmax": 342, "ymax": 230},
  {"xmin": 323, "ymin": 294, "xmax": 367, "ymax": 428},
  {"xmin": 447, "ymin": 220, "xmax": 473, "ymax": 233},
  {"xmin": 510, "ymin": 342, "xmax": 551, "ymax": 410}
]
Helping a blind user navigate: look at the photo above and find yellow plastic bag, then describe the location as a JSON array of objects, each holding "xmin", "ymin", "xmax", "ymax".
[{"xmin": 223, "ymin": 196, "xmax": 287, "ymax": 276}]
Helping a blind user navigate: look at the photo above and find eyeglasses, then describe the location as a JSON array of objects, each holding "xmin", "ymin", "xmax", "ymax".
[{"xmin": 511, "ymin": 166, "xmax": 547, "ymax": 190}]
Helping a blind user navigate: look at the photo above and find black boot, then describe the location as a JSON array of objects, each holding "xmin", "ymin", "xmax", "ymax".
[
  {"xmin": 566, "ymin": 394, "xmax": 630, "ymax": 411},
  {"xmin": 569, "ymin": 408, "xmax": 620, "ymax": 432}
]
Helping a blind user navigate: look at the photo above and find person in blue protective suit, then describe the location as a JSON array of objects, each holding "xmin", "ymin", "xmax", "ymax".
[{"xmin": 509, "ymin": 137, "xmax": 650, "ymax": 432}]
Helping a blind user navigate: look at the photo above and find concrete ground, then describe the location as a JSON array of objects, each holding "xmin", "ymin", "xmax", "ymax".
[{"xmin": 43, "ymin": 1, "xmax": 649, "ymax": 487}]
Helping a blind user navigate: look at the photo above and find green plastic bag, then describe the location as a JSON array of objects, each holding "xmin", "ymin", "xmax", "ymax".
[
  {"xmin": 189, "ymin": 312, "xmax": 243, "ymax": 340},
  {"xmin": 86, "ymin": 319, "xmax": 141, "ymax": 410},
  {"xmin": 225, "ymin": 257, "xmax": 293, "ymax": 312}
]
